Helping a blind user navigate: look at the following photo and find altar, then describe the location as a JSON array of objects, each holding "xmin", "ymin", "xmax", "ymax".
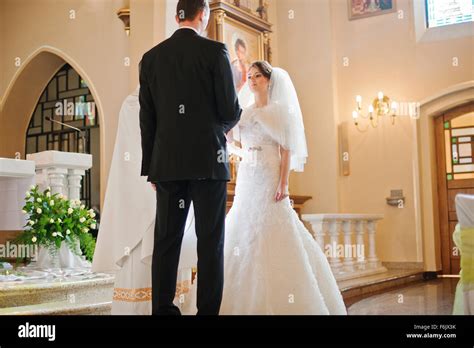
[
  {"xmin": 0, "ymin": 152, "xmax": 114, "ymax": 315},
  {"xmin": 0, "ymin": 158, "xmax": 36, "ymax": 248}
]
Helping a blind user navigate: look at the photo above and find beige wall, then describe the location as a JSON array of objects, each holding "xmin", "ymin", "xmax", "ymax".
[
  {"xmin": 274, "ymin": 0, "xmax": 473, "ymax": 269},
  {"xmin": 275, "ymin": 0, "xmax": 341, "ymax": 216},
  {"xmin": 129, "ymin": 0, "xmax": 169, "ymax": 91}
]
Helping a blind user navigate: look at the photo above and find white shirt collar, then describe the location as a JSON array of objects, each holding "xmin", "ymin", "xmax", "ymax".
[{"xmin": 177, "ymin": 26, "xmax": 200, "ymax": 35}]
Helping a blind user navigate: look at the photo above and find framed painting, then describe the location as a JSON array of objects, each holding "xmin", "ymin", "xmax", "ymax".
[
  {"xmin": 348, "ymin": 0, "xmax": 397, "ymax": 20},
  {"xmin": 224, "ymin": 18, "xmax": 264, "ymax": 92},
  {"xmin": 208, "ymin": 1, "xmax": 272, "ymax": 92}
]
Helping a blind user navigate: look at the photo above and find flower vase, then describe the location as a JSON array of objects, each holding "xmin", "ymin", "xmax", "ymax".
[{"xmin": 36, "ymin": 241, "xmax": 91, "ymax": 269}]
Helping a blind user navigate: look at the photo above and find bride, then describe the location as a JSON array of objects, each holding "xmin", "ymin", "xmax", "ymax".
[
  {"xmin": 219, "ymin": 61, "xmax": 346, "ymax": 314},
  {"xmin": 183, "ymin": 62, "xmax": 346, "ymax": 314}
]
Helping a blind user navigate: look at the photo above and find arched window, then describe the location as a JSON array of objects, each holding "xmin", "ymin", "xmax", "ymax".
[{"xmin": 25, "ymin": 63, "xmax": 100, "ymax": 209}]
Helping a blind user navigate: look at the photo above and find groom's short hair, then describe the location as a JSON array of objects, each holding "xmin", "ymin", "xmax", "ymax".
[{"xmin": 176, "ymin": 0, "xmax": 209, "ymax": 22}]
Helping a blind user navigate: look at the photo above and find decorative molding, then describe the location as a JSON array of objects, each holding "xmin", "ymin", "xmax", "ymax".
[
  {"xmin": 117, "ymin": 8, "xmax": 130, "ymax": 36},
  {"xmin": 419, "ymin": 81, "xmax": 474, "ymax": 112},
  {"xmin": 210, "ymin": 1, "xmax": 272, "ymax": 33}
]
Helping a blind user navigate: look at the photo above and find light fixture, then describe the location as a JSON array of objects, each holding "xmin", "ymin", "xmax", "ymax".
[
  {"xmin": 117, "ymin": 8, "xmax": 130, "ymax": 36},
  {"xmin": 352, "ymin": 92, "xmax": 398, "ymax": 132}
]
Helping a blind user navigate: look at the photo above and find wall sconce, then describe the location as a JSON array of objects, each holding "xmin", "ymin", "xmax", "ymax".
[
  {"xmin": 352, "ymin": 92, "xmax": 398, "ymax": 132},
  {"xmin": 117, "ymin": 8, "xmax": 130, "ymax": 36},
  {"xmin": 386, "ymin": 189, "xmax": 405, "ymax": 208}
]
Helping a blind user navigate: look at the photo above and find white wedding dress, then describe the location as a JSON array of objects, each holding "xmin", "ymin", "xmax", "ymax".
[
  {"xmin": 219, "ymin": 102, "xmax": 347, "ymax": 315},
  {"xmin": 181, "ymin": 68, "xmax": 347, "ymax": 315}
]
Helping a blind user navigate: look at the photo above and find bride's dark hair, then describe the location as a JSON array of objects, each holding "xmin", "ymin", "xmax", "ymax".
[{"xmin": 249, "ymin": 61, "xmax": 273, "ymax": 79}]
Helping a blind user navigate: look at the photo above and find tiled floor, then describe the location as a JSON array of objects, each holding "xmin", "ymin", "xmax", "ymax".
[{"xmin": 348, "ymin": 278, "xmax": 459, "ymax": 315}]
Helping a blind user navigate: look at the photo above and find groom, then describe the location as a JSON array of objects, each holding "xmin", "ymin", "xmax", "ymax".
[{"xmin": 139, "ymin": 0, "xmax": 242, "ymax": 315}]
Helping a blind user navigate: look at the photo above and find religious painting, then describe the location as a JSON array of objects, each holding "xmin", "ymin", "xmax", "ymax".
[
  {"xmin": 348, "ymin": 0, "xmax": 397, "ymax": 20},
  {"xmin": 223, "ymin": 18, "xmax": 264, "ymax": 93}
]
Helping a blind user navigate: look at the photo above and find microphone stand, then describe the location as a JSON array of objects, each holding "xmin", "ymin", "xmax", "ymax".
[{"xmin": 45, "ymin": 116, "xmax": 87, "ymax": 153}]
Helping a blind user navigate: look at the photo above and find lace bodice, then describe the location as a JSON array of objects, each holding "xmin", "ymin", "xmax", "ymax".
[{"xmin": 239, "ymin": 104, "xmax": 281, "ymax": 149}]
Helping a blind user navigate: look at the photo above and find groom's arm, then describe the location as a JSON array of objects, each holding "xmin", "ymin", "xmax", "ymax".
[
  {"xmin": 138, "ymin": 58, "xmax": 157, "ymax": 178},
  {"xmin": 213, "ymin": 43, "xmax": 242, "ymax": 134}
]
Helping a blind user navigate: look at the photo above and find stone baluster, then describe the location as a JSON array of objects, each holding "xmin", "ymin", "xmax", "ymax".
[
  {"xmin": 367, "ymin": 220, "xmax": 382, "ymax": 268},
  {"xmin": 68, "ymin": 169, "xmax": 85, "ymax": 201},
  {"xmin": 308, "ymin": 220, "xmax": 327, "ymax": 250},
  {"xmin": 354, "ymin": 220, "xmax": 367, "ymax": 270},
  {"xmin": 47, "ymin": 167, "xmax": 68, "ymax": 196},
  {"xmin": 328, "ymin": 220, "xmax": 343, "ymax": 270},
  {"xmin": 342, "ymin": 220, "xmax": 355, "ymax": 273},
  {"xmin": 320, "ymin": 221, "xmax": 329, "ymax": 253}
]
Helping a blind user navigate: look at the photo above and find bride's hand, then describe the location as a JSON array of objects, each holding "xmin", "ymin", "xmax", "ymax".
[{"xmin": 275, "ymin": 181, "xmax": 289, "ymax": 202}]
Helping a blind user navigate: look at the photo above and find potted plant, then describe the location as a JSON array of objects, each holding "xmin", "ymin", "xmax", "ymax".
[{"xmin": 16, "ymin": 185, "xmax": 97, "ymax": 269}]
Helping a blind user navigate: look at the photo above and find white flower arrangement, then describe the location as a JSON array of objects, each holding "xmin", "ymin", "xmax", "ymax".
[{"xmin": 17, "ymin": 185, "xmax": 97, "ymax": 262}]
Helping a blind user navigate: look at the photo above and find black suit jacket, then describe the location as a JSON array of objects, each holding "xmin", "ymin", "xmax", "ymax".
[{"xmin": 139, "ymin": 28, "xmax": 242, "ymax": 182}]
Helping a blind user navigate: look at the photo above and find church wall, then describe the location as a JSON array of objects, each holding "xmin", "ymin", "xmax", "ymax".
[
  {"xmin": 129, "ymin": 0, "xmax": 167, "ymax": 92},
  {"xmin": 274, "ymin": 0, "xmax": 341, "ymax": 216}
]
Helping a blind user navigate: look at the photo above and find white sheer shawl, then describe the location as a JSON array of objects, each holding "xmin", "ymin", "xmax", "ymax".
[{"xmin": 233, "ymin": 67, "xmax": 308, "ymax": 172}]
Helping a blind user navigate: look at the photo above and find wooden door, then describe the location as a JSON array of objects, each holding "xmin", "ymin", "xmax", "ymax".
[{"xmin": 435, "ymin": 102, "xmax": 474, "ymax": 274}]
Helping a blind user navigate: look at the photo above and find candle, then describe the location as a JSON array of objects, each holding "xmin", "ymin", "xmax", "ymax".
[
  {"xmin": 356, "ymin": 95, "xmax": 362, "ymax": 109},
  {"xmin": 352, "ymin": 111, "xmax": 359, "ymax": 120},
  {"xmin": 378, "ymin": 91, "xmax": 384, "ymax": 101}
]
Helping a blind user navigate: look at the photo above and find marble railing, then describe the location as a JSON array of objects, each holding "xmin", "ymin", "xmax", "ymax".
[
  {"xmin": 301, "ymin": 214, "xmax": 387, "ymax": 281},
  {"xmin": 26, "ymin": 151, "xmax": 92, "ymax": 201}
]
